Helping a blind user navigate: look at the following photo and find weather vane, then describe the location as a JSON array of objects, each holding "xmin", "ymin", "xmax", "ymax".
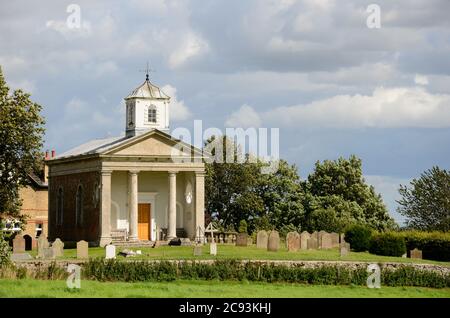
[{"xmin": 139, "ymin": 61, "xmax": 155, "ymax": 81}]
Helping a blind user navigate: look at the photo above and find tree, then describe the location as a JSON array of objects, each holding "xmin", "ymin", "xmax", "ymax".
[
  {"xmin": 305, "ymin": 155, "xmax": 396, "ymax": 231},
  {"xmin": 0, "ymin": 66, "xmax": 45, "ymax": 218},
  {"xmin": 397, "ymin": 166, "xmax": 450, "ymax": 232}
]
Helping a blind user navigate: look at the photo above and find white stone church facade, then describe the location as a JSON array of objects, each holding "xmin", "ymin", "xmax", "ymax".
[{"xmin": 46, "ymin": 76, "xmax": 206, "ymax": 246}]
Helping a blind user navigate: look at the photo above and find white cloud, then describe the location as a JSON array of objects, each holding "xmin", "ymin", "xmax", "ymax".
[
  {"xmin": 161, "ymin": 85, "xmax": 191, "ymax": 121},
  {"xmin": 263, "ymin": 86, "xmax": 450, "ymax": 129},
  {"xmin": 168, "ymin": 32, "xmax": 209, "ymax": 69},
  {"xmin": 414, "ymin": 74, "xmax": 429, "ymax": 85},
  {"xmin": 225, "ymin": 104, "xmax": 262, "ymax": 128}
]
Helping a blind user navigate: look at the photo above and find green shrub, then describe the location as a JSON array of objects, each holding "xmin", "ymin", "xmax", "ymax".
[
  {"xmin": 0, "ymin": 232, "xmax": 11, "ymax": 268},
  {"xmin": 369, "ymin": 232, "xmax": 406, "ymax": 257},
  {"xmin": 238, "ymin": 220, "xmax": 248, "ymax": 234},
  {"xmin": 400, "ymin": 231, "xmax": 450, "ymax": 262},
  {"xmin": 344, "ymin": 225, "xmax": 372, "ymax": 252}
]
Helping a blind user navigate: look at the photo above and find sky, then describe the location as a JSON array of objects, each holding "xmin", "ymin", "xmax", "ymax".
[{"xmin": 1, "ymin": 0, "xmax": 449, "ymax": 225}]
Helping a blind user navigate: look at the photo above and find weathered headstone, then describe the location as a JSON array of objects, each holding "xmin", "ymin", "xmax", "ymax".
[
  {"xmin": 318, "ymin": 230, "xmax": 327, "ymax": 247},
  {"xmin": 307, "ymin": 236, "xmax": 318, "ymax": 250},
  {"xmin": 321, "ymin": 233, "xmax": 333, "ymax": 249},
  {"xmin": 267, "ymin": 231, "xmax": 280, "ymax": 252},
  {"xmin": 247, "ymin": 236, "xmax": 253, "ymax": 246},
  {"xmin": 340, "ymin": 242, "xmax": 350, "ymax": 257},
  {"xmin": 410, "ymin": 248, "xmax": 422, "ymax": 259},
  {"xmin": 210, "ymin": 242, "xmax": 217, "ymax": 256},
  {"xmin": 193, "ymin": 245, "xmax": 202, "ymax": 256},
  {"xmin": 226, "ymin": 234, "xmax": 233, "ymax": 244},
  {"xmin": 52, "ymin": 238, "xmax": 64, "ymax": 257},
  {"xmin": 10, "ymin": 253, "xmax": 32, "ymax": 261},
  {"xmin": 286, "ymin": 232, "xmax": 300, "ymax": 252},
  {"xmin": 12, "ymin": 235, "xmax": 25, "ymax": 254},
  {"xmin": 330, "ymin": 232, "xmax": 340, "ymax": 248},
  {"xmin": 105, "ymin": 244, "xmax": 116, "ymax": 259},
  {"xmin": 37, "ymin": 236, "xmax": 49, "ymax": 258},
  {"xmin": 77, "ymin": 240, "xmax": 89, "ymax": 259},
  {"xmin": 300, "ymin": 231, "xmax": 310, "ymax": 250},
  {"xmin": 340, "ymin": 233, "xmax": 345, "ymax": 244},
  {"xmin": 42, "ymin": 247, "xmax": 55, "ymax": 259},
  {"xmin": 235, "ymin": 233, "xmax": 248, "ymax": 246},
  {"xmin": 219, "ymin": 234, "xmax": 224, "ymax": 244},
  {"xmin": 256, "ymin": 230, "xmax": 268, "ymax": 249}
]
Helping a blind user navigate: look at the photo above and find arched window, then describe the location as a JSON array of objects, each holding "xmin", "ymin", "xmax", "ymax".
[
  {"xmin": 76, "ymin": 185, "xmax": 84, "ymax": 226},
  {"xmin": 147, "ymin": 105, "xmax": 157, "ymax": 123},
  {"xmin": 57, "ymin": 187, "xmax": 64, "ymax": 225}
]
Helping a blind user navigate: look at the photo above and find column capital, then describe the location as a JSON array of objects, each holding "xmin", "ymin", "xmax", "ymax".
[
  {"xmin": 128, "ymin": 170, "xmax": 140, "ymax": 175},
  {"xmin": 101, "ymin": 170, "xmax": 113, "ymax": 176},
  {"xmin": 168, "ymin": 170, "xmax": 179, "ymax": 176}
]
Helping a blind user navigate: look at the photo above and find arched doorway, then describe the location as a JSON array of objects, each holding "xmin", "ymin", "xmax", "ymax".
[{"xmin": 23, "ymin": 234, "xmax": 32, "ymax": 251}]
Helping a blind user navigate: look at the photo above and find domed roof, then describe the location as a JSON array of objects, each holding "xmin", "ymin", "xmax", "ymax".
[{"xmin": 125, "ymin": 79, "xmax": 170, "ymax": 100}]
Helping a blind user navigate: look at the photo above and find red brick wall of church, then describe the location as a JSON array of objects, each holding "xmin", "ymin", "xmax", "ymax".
[{"xmin": 49, "ymin": 171, "xmax": 100, "ymax": 244}]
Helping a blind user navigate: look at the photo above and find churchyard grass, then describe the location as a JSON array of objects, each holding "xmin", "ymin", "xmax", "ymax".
[
  {"xmin": 0, "ymin": 278, "xmax": 449, "ymax": 298},
  {"xmin": 26, "ymin": 244, "xmax": 450, "ymax": 266}
]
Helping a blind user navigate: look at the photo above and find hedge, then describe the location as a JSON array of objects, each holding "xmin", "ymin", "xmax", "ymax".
[
  {"xmin": 81, "ymin": 259, "xmax": 450, "ymax": 288},
  {"xmin": 344, "ymin": 225, "xmax": 372, "ymax": 252},
  {"xmin": 369, "ymin": 232, "xmax": 406, "ymax": 257},
  {"xmin": 399, "ymin": 231, "xmax": 450, "ymax": 262}
]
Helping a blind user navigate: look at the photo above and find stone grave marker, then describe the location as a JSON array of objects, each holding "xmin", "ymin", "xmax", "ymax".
[
  {"xmin": 267, "ymin": 231, "xmax": 280, "ymax": 252},
  {"xmin": 235, "ymin": 233, "xmax": 248, "ymax": 246},
  {"xmin": 321, "ymin": 233, "xmax": 332, "ymax": 249},
  {"xmin": 300, "ymin": 231, "xmax": 310, "ymax": 250},
  {"xmin": 52, "ymin": 238, "xmax": 64, "ymax": 257},
  {"xmin": 286, "ymin": 232, "xmax": 300, "ymax": 252},
  {"xmin": 330, "ymin": 232, "xmax": 340, "ymax": 248},
  {"xmin": 105, "ymin": 244, "xmax": 116, "ymax": 259},
  {"xmin": 77, "ymin": 240, "xmax": 89, "ymax": 259},
  {"xmin": 12, "ymin": 235, "xmax": 25, "ymax": 254},
  {"xmin": 37, "ymin": 236, "xmax": 49, "ymax": 258},
  {"xmin": 318, "ymin": 230, "xmax": 327, "ymax": 248},
  {"xmin": 210, "ymin": 242, "xmax": 217, "ymax": 256},
  {"xmin": 256, "ymin": 230, "xmax": 268, "ymax": 249},
  {"xmin": 42, "ymin": 247, "xmax": 55, "ymax": 259},
  {"xmin": 340, "ymin": 242, "xmax": 350, "ymax": 257},
  {"xmin": 193, "ymin": 245, "xmax": 202, "ymax": 256},
  {"xmin": 410, "ymin": 248, "xmax": 422, "ymax": 259},
  {"xmin": 10, "ymin": 253, "xmax": 32, "ymax": 261},
  {"xmin": 226, "ymin": 234, "xmax": 233, "ymax": 244},
  {"xmin": 307, "ymin": 236, "xmax": 318, "ymax": 250}
]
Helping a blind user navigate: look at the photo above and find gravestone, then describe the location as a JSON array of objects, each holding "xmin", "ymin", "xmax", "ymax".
[
  {"xmin": 300, "ymin": 231, "xmax": 310, "ymax": 250},
  {"xmin": 247, "ymin": 237, "xmax": 253, "ymax": 246},
  {"xmin": 286, "ymin": 232, "xmax": 300, "ymax": 252},
  {"xmin": 267, "ymin": 231, "xmax": 280, "ymax": 252},
  {"xmin": 210, "ymin": 242, "xmax": 217, "ymax": 256},
  {"xmin": 219, "ymin": 234, "xmax": 224, "ymax": 244},
  {"xmin": 193, "ymin": 245, "xmax": 202, "ymax": 256},
  {"xmin": 340, "ymin": 242, "xmax": 350, "ymax": 257},
  {"xmin": 12, "ymin": 235, "xmax": 25, "ymax": 254},
  {"xmin": 321, "ymin": 233, "xmax": 332, "ymax": 249},
  {"xmin": 307, "ymin": 236, "xmax": 318, "ymax": 250},
  {"xmin": 318, "ymin": 230, "xmax": 327, "ymax": 248},
  {"xmin": 235, "ymin": 233, "xmax": 248, "ymax": 246},
  {"xmin": 105, "ymin": 244, "xmax": 116, "ymax": 259},
  {"xmin": 256, "ymin": 230, "xmax": 268, "ymax": 249},
  {"xmin": 226, "ymin": 234, "xmax": 233, "ymax": 244},
  {"xmin": 410, "ymin": 248, "xmax": 422, "ymax": 259},
  {"xmin": 330, "ymin": 233, "xmax": 339, "ymax": 248},
  {"xmin": 77, "ymin": 240, "xmax": 89, "ymax": 259},
  {"xmin": 340, "ymin": 233, "xmax": 345, "ymax": 244},
  {"xmin": 52, "ymin": 238, "xmax": 64, "ymax": 257},
  {"xmin": 42, "ymin": 247, "xmax": 55, "ymax": 259},
  {"xmin": 37, "ymin": 236, "xmax": 49, "ymax": 258},
  {"xmin": 10, "ymin": 253, "xmax": 32, "ymax": 261}
]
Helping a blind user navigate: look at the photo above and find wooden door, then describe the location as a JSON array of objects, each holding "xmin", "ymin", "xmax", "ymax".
[{"xmin": 138, "ymin": 203, "xmax": 151, "ymax": 240}]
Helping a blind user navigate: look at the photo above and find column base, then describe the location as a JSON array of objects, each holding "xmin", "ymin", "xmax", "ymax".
[
  {"xmin": 99, "ymin": 236, "xmax": 112, "ymax": 247},
  {"xmin": 128, "ymin": 235, "xmax": 138, "ymax": 241}
]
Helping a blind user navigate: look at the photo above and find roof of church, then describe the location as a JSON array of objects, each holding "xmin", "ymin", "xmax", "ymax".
[
  {"xmin": 125, "ymin": 79, "xmax": 170, "ymax": 100},
  {"xmin": 51, "ymin": 129, "xmax": 205, "ymax": 161}
]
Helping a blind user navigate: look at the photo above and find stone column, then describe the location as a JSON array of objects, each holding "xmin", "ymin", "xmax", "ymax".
[
  {"xmin": 195, "ymin": 171, "xmax": 205, "ymax": 242},
  {"xmin": 167, "ymin": 171, "xmax": 177, "ymax": 240},
  {"xmin": 128, "ymin": 170, "xmax": 139, "ymax": 241},
  {"xmin": 99, "ymin": 170, "xmax": 112, "ymax": 247}
]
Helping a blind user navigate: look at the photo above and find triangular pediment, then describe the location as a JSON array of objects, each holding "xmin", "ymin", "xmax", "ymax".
[{"xmin": 103, "ymin": 129, "xmax": 203, "ymax": 158}]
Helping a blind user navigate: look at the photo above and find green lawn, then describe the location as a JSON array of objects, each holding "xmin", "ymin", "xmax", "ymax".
[
  {"xmin": 0, "ymin": 279, "xmax": 449, "ymax": 298},
  {"xmin": 27, "ymin": 244, "xmax": 450, "ymax": 267}
]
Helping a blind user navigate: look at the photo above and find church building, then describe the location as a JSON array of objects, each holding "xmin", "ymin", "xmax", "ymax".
[{"xmin": 46, "ymin": 75, "xmax": 206, "ymax": 247}]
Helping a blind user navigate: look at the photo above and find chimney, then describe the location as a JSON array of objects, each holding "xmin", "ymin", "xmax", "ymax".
[
  {"xmin": 51, "ymin": 149, "xmax": 56, "ymax": 158},
  {"xmin": 45, "ymin": 150, "xmax": 50, "ymax": 160}
]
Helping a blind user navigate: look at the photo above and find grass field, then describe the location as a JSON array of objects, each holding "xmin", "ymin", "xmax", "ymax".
[
  {"xmin": 26, "ymin": 244, "xmax": 450, "ymax": 267},
  {"xmin": 0, "ymin": 279, "xmax": 449, "ymax": 298}
]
